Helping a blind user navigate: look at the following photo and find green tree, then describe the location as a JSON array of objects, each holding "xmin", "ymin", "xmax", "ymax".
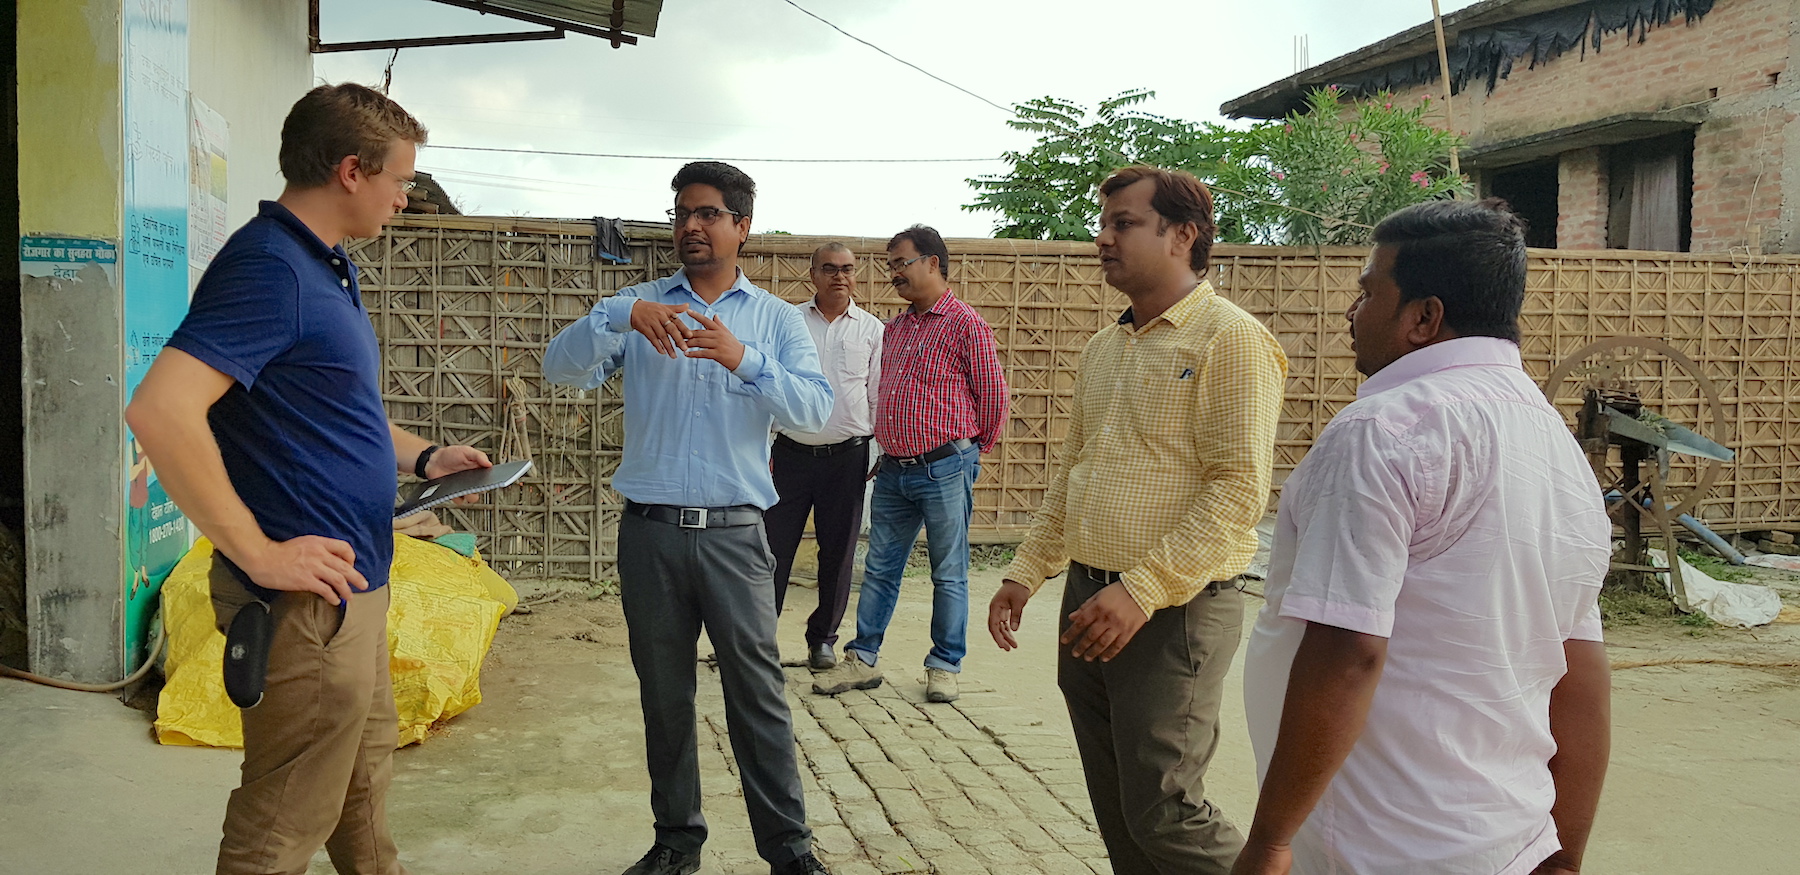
[
  {"xmin": 964, "ymin": 87, "xmax": 1468, "ymax": 245},
  {"xmin": 962, "ymin": 89, "xmax": 1239, "ymax": 241}
]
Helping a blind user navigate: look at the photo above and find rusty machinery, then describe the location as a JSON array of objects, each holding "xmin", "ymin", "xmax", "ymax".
[{"xmin": 1543, "ymin": 337, "xmax": 1735, "ymax": 604}]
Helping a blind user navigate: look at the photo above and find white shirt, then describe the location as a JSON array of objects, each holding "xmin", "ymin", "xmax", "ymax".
[
  {"xmin": 1244, "ymin": 337, "xmax": 1609, "ymax": 875},
  {"xmin": 779, "ymin": 297, "xmax": 882, "ymax": 445}
]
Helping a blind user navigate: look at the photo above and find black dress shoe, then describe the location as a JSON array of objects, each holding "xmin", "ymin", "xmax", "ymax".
[
  {"xmin": 770, "ymin": 852, "xmax": 830, "ymax": 875},
  {"xmin": 621, "ymin": 844, "xmax": 701, "ymax": 875},
  {"xmin": 808, "ymin": 643, "xmax": 838, "ymax": 671}
]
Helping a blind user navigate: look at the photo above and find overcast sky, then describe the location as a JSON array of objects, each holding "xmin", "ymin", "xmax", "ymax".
[{"xmin": 315, "ymin": 0, "xmax": 1480, "ymax": 238}]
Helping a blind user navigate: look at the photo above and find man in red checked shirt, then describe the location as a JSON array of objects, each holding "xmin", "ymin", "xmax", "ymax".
[{"xmin": 812, "ymin": 225, "xmax": 1009, "ymax": 704}]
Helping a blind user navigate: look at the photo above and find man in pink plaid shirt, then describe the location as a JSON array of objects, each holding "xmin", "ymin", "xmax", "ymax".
[{"xmin": 812, "ymin": 224, "xmax": 1009, "ymax": 704}]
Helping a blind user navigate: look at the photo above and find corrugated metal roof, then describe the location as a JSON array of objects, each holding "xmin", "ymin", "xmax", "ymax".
[{"xmin": 428, "ymin": 1, "xmax": 663, "ymax": 39}]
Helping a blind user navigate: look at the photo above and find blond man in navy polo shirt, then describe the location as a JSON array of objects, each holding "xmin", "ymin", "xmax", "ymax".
[{"xmin": 127, "ymin": 84, "xmax": 489, "ymax": 875}]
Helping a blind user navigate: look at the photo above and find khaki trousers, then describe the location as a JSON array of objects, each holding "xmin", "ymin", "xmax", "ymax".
[
  {"xmin": 209, "ymin": 560, "xmax": 406, "ymax": 875},
  {"xmin": 1057, "ymin": 563, "xmax": 1247, "ymax": 875}
]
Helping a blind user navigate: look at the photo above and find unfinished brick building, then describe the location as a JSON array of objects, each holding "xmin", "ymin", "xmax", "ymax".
[{"xmin": 1223, "ymin": 0, "xmax": 1794, "ymax": 253}]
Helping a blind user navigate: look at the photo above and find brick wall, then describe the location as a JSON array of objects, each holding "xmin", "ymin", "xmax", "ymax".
[
  {"xmin": 1558, "ymin": 147, "xmax": 1609, "ymax": 248},
  {"xmin": 1384, "ymin": 0, "xmax": 1794, "ymax": 252}
]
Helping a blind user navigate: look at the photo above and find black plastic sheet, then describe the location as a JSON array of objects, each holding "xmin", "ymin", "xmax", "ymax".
[{"xmin": 1332, "ymin": 0, "xmax": 1716, "ymax": 99}]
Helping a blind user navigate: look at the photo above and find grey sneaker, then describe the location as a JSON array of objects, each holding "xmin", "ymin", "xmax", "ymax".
[
  {"xmin": 925, "ymin": 668, "xmax": 959, "ymax": 703},
  {"xmin": 812, "ymin": 654, "xmax": 882, "ymax": 695}
]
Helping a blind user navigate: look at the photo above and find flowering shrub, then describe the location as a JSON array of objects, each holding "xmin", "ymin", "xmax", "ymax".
[{"xmin": 1223, "ymin": 87, "xmax": 1469, "ymax": 245}]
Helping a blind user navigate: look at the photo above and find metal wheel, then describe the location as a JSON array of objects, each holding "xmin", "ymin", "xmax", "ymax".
[{"xmin": 1542, "ymin": 336, "xmax": 1728, "ymax": 520}]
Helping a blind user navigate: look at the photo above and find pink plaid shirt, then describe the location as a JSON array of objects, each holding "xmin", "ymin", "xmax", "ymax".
[{"xmin": 873, "ymin": 290, "xmax": 1010, "ymax": 458}]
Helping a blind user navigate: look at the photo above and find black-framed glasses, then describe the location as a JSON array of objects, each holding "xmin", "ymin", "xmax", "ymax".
[
  {"xmin": 667, "ymin": 206, "xmax": 743, "ymax": 226},
  {"xmin": 816, "ymin": 264, "xmax": 856, "ymax": 277},
  {"xmin": 887, "ymin": 254, "xmax": 930, "ymax": 272}
]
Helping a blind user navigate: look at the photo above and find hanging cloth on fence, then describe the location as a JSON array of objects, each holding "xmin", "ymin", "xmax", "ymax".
[{"xmin": 593, "ymin": 217, "xmax": 631, "ymax": 264}]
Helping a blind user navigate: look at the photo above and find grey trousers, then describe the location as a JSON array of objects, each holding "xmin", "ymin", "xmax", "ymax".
[
  {"xmin": 616, "ymin": 512, "xmax": 812, "ymax": 866},
  {"xmin": 1057, "ymin": 563, "xmax": 1247, "ymax": 875}
]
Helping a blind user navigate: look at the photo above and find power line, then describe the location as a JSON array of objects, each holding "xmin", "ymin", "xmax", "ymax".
[
  {"xmin": 773, "ymin": 0, "xmax": 1012, "ymax": 114},
  {"xmin": 429, "ymin": 144, "xmax": 1000, "ymax": 163}
]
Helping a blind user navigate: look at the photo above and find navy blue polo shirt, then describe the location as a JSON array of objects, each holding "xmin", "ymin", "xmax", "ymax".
[{"xmin": 166, "ymin": 200, "xmax": 395, "ymax": 598}]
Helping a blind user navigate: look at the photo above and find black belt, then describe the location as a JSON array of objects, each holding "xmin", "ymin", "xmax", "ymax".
[
  {"xmin": 625, "ymin": 500, "xmax": 762, "ymax": 529},
  {"xmin": 886, "ymin": 437, "xmax": 973, "ymax": 468},
  {"xmin": 775, "ymin": 434, "xmax": 870, "ymax": 458},
  {"xmin": 1071, "ymin": 561, "xmax": 1240, "ymax": 595}
]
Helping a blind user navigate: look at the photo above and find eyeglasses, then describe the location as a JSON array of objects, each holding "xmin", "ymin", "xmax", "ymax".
[
  {"xmin": 887, "ymin": 254, "xmax": 930, "ymax": 272},
  {"xmin": 815, "ymin": 264, "xmax": 856, "ymax": 277},
  {"xmin": 373, "ymin": 167, "xmax": 418, "ymax": 194},
  {"xmin": 667, "ymin": 206, "xmax": 743, "ymax": 226}
]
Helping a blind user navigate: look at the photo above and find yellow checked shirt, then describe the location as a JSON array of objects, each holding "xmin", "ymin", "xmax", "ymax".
[{"xmin": 1004, "ymin": 281, "xmax": 1288, "ymax": 616}]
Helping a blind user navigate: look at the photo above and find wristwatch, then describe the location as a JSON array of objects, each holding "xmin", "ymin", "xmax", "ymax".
[{"xmin": 414, "ymin": 444, "xmax": 440, "ymax": 478}]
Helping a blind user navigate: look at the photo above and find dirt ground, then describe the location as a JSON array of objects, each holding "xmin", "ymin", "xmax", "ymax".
[
  {"xmin": 4, "ymin": 559, "xmax": 1798, "ymax": 873},
  {"xmin": 402, "ymin": 562, "xmax": 1800, "ymax": 874}
]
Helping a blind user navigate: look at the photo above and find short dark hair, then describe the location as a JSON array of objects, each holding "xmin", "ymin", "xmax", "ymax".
[
  {"xmin": 1372, "ymin": 198, "xmax": 1527, "ymax": 343},
  {"xmin": 887, "ymin": 225, "xmax": 950, "ymax": 279},
  {"xmin": 1098, "ymin": 165, "xmax": 1217, "ymax": 273},
  {"xmin": 280, "ymin": 83, "xmax": 428, "ymax": 189},
  {"xmin": 671, "ymin": 161, "xmax": 755, "ymax": 218}
]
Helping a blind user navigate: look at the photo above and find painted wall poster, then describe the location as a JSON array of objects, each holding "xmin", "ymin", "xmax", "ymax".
[
  {"xmin": 188, "ymin": 95, "xmax": 228, "ymax": 292},
  {"xmin": 123, "ymin": 0, "xmax": 191, "ymax": 671}
]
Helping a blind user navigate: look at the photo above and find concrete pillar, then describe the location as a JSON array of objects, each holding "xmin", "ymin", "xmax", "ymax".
[{"xmin": 17, "ymin": 0, "xmax": 130, "ymax": 683}]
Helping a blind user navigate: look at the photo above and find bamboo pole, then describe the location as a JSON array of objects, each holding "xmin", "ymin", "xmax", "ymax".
[{"xmin": 1430, "ymin": 0, "xmax": 1462, "ymax": 184}]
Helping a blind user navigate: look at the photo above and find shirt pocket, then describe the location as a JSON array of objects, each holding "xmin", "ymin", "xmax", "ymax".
[
  {"xmin": 1125, "ymin": 346, "xmax": 1203, "ymax": 455},
  {"xmin": 836, "ymin": 338, "xmax": 873, "ymax": 380},
  {"xmin": 913, "ymin": 335, "xmax": 964, "ymax": 389}
]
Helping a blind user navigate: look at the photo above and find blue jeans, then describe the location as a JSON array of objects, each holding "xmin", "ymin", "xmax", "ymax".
[{"xmin": 846, "ymin": 443, "xmax": 979, "ymax": 673}]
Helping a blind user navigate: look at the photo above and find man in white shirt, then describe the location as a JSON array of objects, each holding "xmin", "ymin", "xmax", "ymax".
[
  {"xmin": 1234, "ymin": 199, "xmax": 1613, "ymax": 875},
  {"xmin": 767, "ymin": 242, "xmax": 883, "ymax": 670}
]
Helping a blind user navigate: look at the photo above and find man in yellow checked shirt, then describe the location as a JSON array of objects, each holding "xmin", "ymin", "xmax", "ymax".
[{"xmin": 987, "ymin": 165, "xmax": 1286, "ymax": 875}]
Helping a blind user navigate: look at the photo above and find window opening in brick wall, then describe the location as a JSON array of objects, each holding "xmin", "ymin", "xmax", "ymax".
[
  {"xmin": 1487, "ymin": 160, "xmax": 1559, "ymax": 248},
  {"xmin": 1607, "ymin": 132, "xmax": 1694, "ymax": 251}
]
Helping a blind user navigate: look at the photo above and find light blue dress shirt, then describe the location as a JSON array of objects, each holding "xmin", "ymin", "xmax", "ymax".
[{"xmin": 542, "ymin": 269, "xmax": 833, "ymax": 510}]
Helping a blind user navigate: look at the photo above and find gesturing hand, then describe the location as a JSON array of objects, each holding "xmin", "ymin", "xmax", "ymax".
[
  {"xmin": 629, "ymin": 300, "xmax": 693, "ymax": 358},
  {"xmin": 988, "ymin": 580, "xmax": 1032, "ymax": 651},
  {"xmin": 684, "ymin": 311, "xmax": 747, "ymax": 372},
  {"xmin": 426, "ymin": 445, "xmax": 494, "ymax": 504},
  {"xmin": 238, "ymin": 536, "xmax": 368, "ymax": 606},
  {"xmin": 1060, "ymin": 581, "xmax": 1151, "ymax": 662}
]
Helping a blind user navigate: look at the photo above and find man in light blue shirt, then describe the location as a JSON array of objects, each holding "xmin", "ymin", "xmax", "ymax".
[{"xmin": 543, "ymin": 162, "xmax": 834, "ymax": 875}]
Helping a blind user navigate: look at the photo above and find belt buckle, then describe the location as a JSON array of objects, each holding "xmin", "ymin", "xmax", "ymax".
[
  {"xmin": 678, "ymin": 507, "xmax": 707, "ymax": 529},
  {"xmin": 894, "ymin": 455, "xmax": 919, "ymax": 467}
]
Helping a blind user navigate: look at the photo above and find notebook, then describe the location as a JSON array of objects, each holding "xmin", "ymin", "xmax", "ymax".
[{"xmin": 394, "ymin": 459, "xmax": 533, "ymax": 519}]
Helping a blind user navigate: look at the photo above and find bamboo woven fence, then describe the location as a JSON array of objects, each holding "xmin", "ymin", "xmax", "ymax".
[{"xmin": 351, "ymin": 216, "xmax": 1800, "ymax": 580}]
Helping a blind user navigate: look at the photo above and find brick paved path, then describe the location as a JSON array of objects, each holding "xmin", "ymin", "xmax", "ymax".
[{"xmin": 691, "ymin": 665, "xmax": 1109, "ymax": 875}]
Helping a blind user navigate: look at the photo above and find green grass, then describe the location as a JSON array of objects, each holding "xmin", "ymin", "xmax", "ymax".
[
  {"xmin": 970, "ymin": 545, "xmax": 1016, "ymax": 570},
  {"xmin": 1676, "ymin": 548, "xmax": 1757, "ymax": 583},
  {"xmin": 1598, "ymin": 588, "xmax": 1675, "ymax": 626},
  {"xmin": 1675, "ymin": 609, "xmax": 1716, "ymax": 628}
]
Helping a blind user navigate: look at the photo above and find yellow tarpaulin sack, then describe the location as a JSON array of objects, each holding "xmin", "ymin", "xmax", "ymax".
[{"xmin": 156, "ymin": 534, "xmax": 516, "ymax": 748}]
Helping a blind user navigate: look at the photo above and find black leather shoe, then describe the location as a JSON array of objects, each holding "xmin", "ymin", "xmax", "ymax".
[
  {"xmin": 770, "ymin": 852, "xmax": 831, "ymax": 875},
  {"xmin": 807, "ymin": 642, "xmax": 837, "ymax": 671},
  {"xmin": 621, "ymin": 844, "xmax": 701, "ymax": 875}
]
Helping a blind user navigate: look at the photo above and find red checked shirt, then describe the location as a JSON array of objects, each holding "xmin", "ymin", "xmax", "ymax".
[{"xmin": 874, "ymin": 290, "xmax": 1010, "ymax": 458}]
